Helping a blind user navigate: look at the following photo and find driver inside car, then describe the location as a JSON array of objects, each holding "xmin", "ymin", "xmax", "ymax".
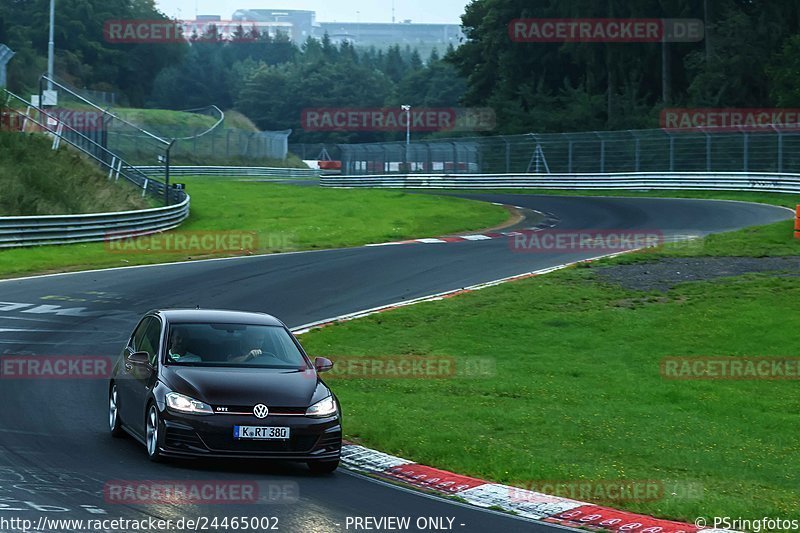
[
  {"xmin": 167, "ymin": 327, "xmax": 202, "ymax": 363},
  {"xmin": 228, "ymin": 330, "xmax": 268, "ymax": 363}
]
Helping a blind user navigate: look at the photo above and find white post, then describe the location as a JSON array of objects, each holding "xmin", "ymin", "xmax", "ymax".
[
  {"xmin": 51, "ymin": 122, "xmax": 63, "ymax": 150},
  {"xmin": 108, "ymin": 157, "xmax": 117, "ymax": 179},
  {"xmin": 401, "ymin": 104, "xmax": 411, "ymax": 172},
  {"xmin": 48, "ymin": 0, "xmax": 55, "ymax": 90}
]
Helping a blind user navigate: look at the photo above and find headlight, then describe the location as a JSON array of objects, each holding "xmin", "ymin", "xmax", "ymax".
[
  {"xmin": 166, "ymin": 392, "xmax": 214, "ymax": 415},
  {"xmin": 306, "ymin": 396, "xmax": 337, "ymax": 418}
]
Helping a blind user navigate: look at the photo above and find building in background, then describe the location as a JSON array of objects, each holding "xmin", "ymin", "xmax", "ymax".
[
  {"xmin": 319, "ymin": 21, "xmax": 462, "ymax": 49},
  {"xmin": 232, "ymin": 9, "xmax": 317, "ymax": 42},
  {"xmin": 230, "ymin": 8, "xmax": 463, "ymax": 51}
]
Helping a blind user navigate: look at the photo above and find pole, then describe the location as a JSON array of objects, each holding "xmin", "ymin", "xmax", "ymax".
[
  {"xmin": 48, "ymin": 0, "xmax": 55, "ymax": 90},
  {"xmin": 406, "ymin": 111, "xmax": 411, "ymax": 146},
  {"xmin": 401, "ymin": 105, "xmax": 411, "ymax": 170},
  {"xmin": 165, "ymin": 140, "xmax": 175, "ymax": 206}
]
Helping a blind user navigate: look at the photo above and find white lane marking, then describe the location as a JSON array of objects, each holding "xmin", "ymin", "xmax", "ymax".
[
  {"xmin": 459, "ymin": 235, "xmax": 493, "ymax": 241},
  {"xmin": 415, "ymin": 238, "xmax": 448, "ymax": 244}
]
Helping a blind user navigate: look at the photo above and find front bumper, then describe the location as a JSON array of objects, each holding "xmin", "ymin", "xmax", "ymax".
[{"xmin": 158, "ymin": 408, "xmax": 342, "ymax": 461}]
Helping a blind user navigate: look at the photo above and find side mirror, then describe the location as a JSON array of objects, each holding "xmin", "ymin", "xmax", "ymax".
[
  {"xmin": 314, "ymin": 357, "xmax": 334, "ymax": 373},
  {"xmin": 127, "ymin": 351, "xmax": 151, "ymax": 366}
]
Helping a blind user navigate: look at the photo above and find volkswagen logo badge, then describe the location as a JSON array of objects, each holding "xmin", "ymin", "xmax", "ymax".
[{"xmin": 253, "ymin": 404, "xmax": 269, "ymax": 419}]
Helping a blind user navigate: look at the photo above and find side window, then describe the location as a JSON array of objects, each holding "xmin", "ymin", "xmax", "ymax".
[
  {"xmin": 130, "ymin": 317, "xmax": 153, "ymax": 353},
  {"xmin": 141, "ymin": 318, "xmax": 163, "ymax": 366}
]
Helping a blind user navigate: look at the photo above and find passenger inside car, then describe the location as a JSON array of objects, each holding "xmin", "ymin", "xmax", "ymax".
[{"xmin": 167, "ymin": 327, "xmax": 203, "ymax": 363}]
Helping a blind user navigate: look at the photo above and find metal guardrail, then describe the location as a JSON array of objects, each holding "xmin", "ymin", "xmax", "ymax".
[
  {"xmin": 321, "ymin": 172, "xmax": 800, "ymax": 194},
  {"xmin": 133, "ymin": 166, "xmax": 319, "ymax": 179},
  {"xmin": 0, "ymin": 196, "xmax": 190, "ymax": 248}
]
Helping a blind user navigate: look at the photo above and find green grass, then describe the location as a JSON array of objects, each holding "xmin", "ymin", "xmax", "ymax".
[
  {"xmin": 106, "ymin": 107, "xmax": 305, "ymax": 167},
  {"xmin": 115, "ymin": 107, "xmax": 227, "ymax": 132},
  {"xmin": 0, "ymin": 131, "xmax": 147, "ymax": 215},
  {"xmin": 298, "ymin": 216, "xmax": 800, "ymax": 523},
  {"xmin": 0, "ymin": 176, "xmax": 507, "ymax": 278}
]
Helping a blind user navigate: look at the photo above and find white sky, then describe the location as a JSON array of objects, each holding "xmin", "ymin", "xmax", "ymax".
[{"xmin": 154, "ymin": 0, "xmax": 471, "ymax": 24}]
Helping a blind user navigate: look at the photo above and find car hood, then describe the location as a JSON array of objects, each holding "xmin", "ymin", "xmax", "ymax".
[{"xmin": 160, "ymin": 366, "xmax": 323, "ymax": 408}]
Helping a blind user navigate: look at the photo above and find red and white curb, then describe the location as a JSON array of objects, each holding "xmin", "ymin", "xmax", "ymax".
[
  {"xmin": 365, "ymin": 207, "xmax": 560, "ymax": 247},
  {"xmin": 341, "ymin": 444, "xmax": 734, "ymax": 533},
  {"xmin": 295, "ymin": 248, "xmax": 734, "ymax": 532},
  {"xmin": 366, "ymin": 232, "xmax": 516, "ymax": 246}
]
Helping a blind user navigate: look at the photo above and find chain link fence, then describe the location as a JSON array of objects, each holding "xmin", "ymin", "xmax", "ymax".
[
  {"xmin": 2, "ymin": 76, "xmax": 184, "ymax": 206},
  {"xmin": 339, "ymin": 128, "xmax": 800, "ymax": 176},
  {"xmin": 38, "ymin": 78, "xmax": 290, "ymax": 166}
]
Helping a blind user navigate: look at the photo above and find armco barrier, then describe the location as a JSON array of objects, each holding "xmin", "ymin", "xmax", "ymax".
[
  {"xmin": 0, "ymin": 195, "xmax": 190, "ymax": 248},
  {"xmin": 134, "ymin": 166, "xmax": 319, "ymax": 179},
  {"xmin": 321, "ymin": 172, "xmax": 800, "ymax": 194}
]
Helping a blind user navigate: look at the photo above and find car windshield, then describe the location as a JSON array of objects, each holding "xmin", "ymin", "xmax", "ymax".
[{"xmin": 165, "ymin": 323, "xmax": 309, "ymax": 369}]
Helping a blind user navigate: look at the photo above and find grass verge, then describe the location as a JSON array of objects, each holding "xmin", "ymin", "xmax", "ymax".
[
  {"xmin": 0, "ymin": 177, "xmax": 507, "ymax": 279},
  {"xmin": 0, "ymin": 132, "xmax": 147, "ymax": 215},
  {"xmin": 298, "ymin": 208, "xmax": 800, "ymax": 523}
]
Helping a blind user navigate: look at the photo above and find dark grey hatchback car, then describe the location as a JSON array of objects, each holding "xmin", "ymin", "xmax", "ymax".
[{"xmin": 109, "ymin": 309, "xmax": 341, "ymax": 473}]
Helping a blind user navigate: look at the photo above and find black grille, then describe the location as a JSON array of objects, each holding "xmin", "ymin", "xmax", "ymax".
[
  {"xmin": 319, "ymin": 433, "xmax": 342, "ymax": 450},
  {"xmin": 165, "ymin": 427, "xmax": 206, "ymax": 450},
  {"xmin": 204, "ymin": 434, "xmax": 319, "ymax": 453}
]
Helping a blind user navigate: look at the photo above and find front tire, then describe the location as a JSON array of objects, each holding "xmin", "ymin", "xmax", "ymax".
[
  {"xmin": 308, "ymin": 459, "xmax": 339, "ymax": 474},
  {"xmin": 109, "ymin": 384, "xmax": 125, "ymax": 438},
  {"xmin": 146, "ymin": 404, "xmax": 163, "ymax": 462}
]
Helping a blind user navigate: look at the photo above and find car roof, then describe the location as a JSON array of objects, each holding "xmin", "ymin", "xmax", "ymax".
[{"xmin": 154, "ymin": 309, "xmax": 285, "ymax": 327}]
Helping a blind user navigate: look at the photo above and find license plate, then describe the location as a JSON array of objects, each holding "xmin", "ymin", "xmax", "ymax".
[{"xmin": 234, "ymin": 426, "xmax": 290, "ymax": 440}]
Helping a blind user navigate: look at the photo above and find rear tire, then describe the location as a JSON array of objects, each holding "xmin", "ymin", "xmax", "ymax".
[
  {"xmin": 109, "ymin": 384, "xmax": 125, "ymax": 438},
  {"xmin": 308, "ymin": 459, "xmax": 339, "ymax": 474},
  {"xmin": 146, "ymin": 404, "xmax": 163, "ymax": 462}
]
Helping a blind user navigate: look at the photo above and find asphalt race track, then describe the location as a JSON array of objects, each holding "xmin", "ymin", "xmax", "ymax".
[{"xmin": 0, "ymin": 194, "xmax": 790, "ymax": 533}]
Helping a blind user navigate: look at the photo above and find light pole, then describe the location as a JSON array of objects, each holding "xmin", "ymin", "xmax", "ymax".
[
  {"xmin": 47, "ymin": 0, "xmax": 55, "ymax": 90},
  {"xmin": 401, "ymin": 104, "xmax": 411, "ymax": 171},
  {"xmin": 401, "ymin": 105, "xmax": 411, "ymax": 145}
]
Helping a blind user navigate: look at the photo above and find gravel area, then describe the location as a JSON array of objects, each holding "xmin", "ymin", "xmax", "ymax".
[{"xmin": 593, "ymin": 256, "xmax": 800, "ymax": 292}]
